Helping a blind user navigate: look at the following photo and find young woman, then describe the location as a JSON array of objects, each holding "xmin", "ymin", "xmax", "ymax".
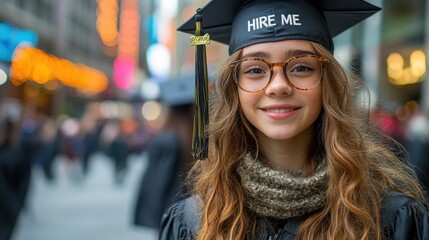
[{"xmin": 160, "ymin": 0, "xmax": 429, "ymax": 239}]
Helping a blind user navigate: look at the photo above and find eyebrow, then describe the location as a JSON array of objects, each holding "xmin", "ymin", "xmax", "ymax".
[
  {"xmin": 241, "ymin": 51, "xmax": 270, "ymax": 59},
  {"xmin": 287, "ymin": 49, "xmax": 317, "ymax": 56},
  {"xmin": 241, "ymin": 49, "xmax": 317, "ymax": 59}
]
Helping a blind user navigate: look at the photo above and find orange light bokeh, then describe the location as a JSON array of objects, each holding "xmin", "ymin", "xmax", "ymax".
[{"xmin": 10, "ymin": 46, "xmax": 109, "ymax": 94}]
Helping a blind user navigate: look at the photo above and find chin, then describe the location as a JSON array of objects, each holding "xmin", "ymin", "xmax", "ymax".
[{"xmin": 262, "ymin": 131, "xmax": 298, "ymax": 141}]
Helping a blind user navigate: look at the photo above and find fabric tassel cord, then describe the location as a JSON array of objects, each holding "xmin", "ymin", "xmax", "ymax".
[{"xmin": 190, "ymin": 8, "xmax": 210, "ymax": 160}]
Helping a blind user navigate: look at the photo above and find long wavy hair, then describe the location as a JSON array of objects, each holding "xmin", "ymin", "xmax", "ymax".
[{"xmin": 187, "ymin": 42, "xmax": 427, "ymax": 240}]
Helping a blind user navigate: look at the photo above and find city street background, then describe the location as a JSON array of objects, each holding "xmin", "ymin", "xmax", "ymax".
[
  {"xmin": 0, "ymin": 1, "xmax": 429, "ymax": 240},
  {"xmin": 12, "ymin": 152, "xmax": 158, "ymax": 240}
]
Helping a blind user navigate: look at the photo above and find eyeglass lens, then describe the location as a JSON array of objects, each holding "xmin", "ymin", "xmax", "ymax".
[{"xmin": 235, "ymin": 56, "xmax": 323, "ymax": 92}]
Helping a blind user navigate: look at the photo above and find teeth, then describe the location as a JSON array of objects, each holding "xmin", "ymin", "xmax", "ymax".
[{"xmin": 265, "ymin": 108, "xmax": 294, "ymax": 113}]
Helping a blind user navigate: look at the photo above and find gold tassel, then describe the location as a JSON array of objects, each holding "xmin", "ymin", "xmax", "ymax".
[{"xmin": 190, "ymin": 8, "xmax": 210, "ymax": 160}]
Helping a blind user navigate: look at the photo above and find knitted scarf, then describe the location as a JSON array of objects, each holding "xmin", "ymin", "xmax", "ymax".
[{"xmin": 237, "ymin": 153, "xmax": 328, "ymax": 219}]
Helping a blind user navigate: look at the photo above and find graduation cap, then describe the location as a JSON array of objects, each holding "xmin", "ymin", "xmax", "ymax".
[
  {"xmin": 178, "ymin": 0, "xmax": 381, "ymax": 160},
  {"xmin": 178, "ymin": 0, "xmax": 381, "ymax": 54},
  {"xmin": 160, "ymin": 74, "xmax": 195, "ymax": 107}
]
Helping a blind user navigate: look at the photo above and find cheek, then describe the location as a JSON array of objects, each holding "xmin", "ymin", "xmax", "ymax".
[
  {"xmin": 297, "ymin": 85, "xmax": 323, "ymax": 122},
  {"xmin": 238, "ymin": 91, "xmax": 245, "ymax": 107},
  {"xmin": 238, "ymin": 90, "xmax": 256, "ymax": 118},
  {"xmin": 309, "ymin": 88, "xmax": 323, "ymax": 115}
]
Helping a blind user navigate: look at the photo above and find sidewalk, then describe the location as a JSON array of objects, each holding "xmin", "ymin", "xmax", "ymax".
[{"xmin": 12, "ymin": 152, "xmax": 158, "ymax": 240}]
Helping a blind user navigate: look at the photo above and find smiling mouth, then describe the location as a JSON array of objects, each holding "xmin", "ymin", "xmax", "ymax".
[{"xmin": 264, "ymin": 108, "xmax": 298, "ymax": 113}]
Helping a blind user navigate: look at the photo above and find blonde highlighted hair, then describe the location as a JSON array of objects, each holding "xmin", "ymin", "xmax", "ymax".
[{"xmin": 187, "ymin": 42, "xmax": 427, "ymax": 240}]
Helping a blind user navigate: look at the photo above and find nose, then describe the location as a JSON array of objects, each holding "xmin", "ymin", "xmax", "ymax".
[{"xmin": 264, "ymin": 66, "xmax": 293, "ymax": 96}]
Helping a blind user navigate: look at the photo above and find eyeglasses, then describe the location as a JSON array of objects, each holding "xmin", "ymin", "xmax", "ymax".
[{"xmin": 230, "ymin": 54, "xmax": 329, "ymax": 93}]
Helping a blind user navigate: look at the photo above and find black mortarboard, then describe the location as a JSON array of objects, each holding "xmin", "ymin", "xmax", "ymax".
[
  {"xmin": 178, "ymin": 0, "xmax": 381, "ymax": 54},
  {"xmin": 178, "ymin": 0, "xmax": 380, "ymax": 160},
  {"xmin": 160, "ymin": 75, "xmax": 195, "ymax": 107}
]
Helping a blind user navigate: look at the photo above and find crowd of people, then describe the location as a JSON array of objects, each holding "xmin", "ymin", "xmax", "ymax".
[
  {"xmin": 0, "ymin": 104, "xmax": 154, "ymax": 240},
  {"xmin": 373, "ymin": 100, "xmax": 429, "ymax": 191},
  {"xmin": 0, "ymin": 72, "xmax": 199, "ymax": 240}
]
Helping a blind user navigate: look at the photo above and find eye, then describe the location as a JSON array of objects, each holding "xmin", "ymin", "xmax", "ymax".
[
  {"xmin": 244, "ymin": 66, "xmax": 265, "ymax": 74},
  {"xmin": 290, "ymin": 64, "xmax": 313, "ymax": 73},
  {"xmin": 239, "ymin": 60, "xmax": 269, "ymax": 77}
]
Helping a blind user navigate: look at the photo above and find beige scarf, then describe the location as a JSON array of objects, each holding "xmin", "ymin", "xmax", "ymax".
[{"xmin": 237, "ymin": 153, "xmax": 328, "ymax": 219}]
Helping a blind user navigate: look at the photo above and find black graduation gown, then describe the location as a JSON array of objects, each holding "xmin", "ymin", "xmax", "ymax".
[
  {"xmin": 0, "ymin": 145, "xmax": 31, "ymax": 240},
  {"xmin": 133, "ymin": 132, "xmax": 188, "ymax": 229},
  {"xmin": 159, "ymin": 191, "xmax": 429, "ymax": 240}
]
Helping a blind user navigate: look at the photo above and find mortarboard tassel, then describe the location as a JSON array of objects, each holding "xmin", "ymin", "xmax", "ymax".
[{"xmin": 190, "ymin": 8, "xmax": 210, "ymax": 160}]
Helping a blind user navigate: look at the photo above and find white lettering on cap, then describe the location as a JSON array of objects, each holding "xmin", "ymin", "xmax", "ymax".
[
  {"xmin": 247, "ymin": 14, "xmax": 301, "ymax": 32},
  {"xmin": 247, "ymin": 14, "xmax": 276, "ymax": 32},
  {"xmin": 281, "ymin": 14, "xmax": 301, "ymax": 26}
]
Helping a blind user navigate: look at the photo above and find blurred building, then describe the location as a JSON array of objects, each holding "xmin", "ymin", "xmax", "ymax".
[
  {"xmin": 0, "ymin": 0, "xmax": 113, "ymax": 74},
  {"xmin": 333, "ymin": 0, "xmax": 428, "ymax": 113},
  {"xmin": 0, "ymin": 0, "xmax": 114, "ymax": 116},
  {"xmin": 378, "ymin": 0, "xmax": 428, "ymax": 111}
]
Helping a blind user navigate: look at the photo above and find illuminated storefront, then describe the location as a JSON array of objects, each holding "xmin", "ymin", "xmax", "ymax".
[{"xmin": 379, "ymin": 0, "xmax": 428, "ymax": 109}]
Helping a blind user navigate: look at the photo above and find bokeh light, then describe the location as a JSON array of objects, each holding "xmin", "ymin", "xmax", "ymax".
[
  {"xmin": 141, "ymin": 100, "xmax": 161, "ymax": 121},
  {"xmin": 387, "ymin": 50, "xmax": 426, "ymax": 85},
  {"xmin": 10, "ymin": 46, "xmax": 108, "ymax": 94},
  {"xmin": 146, "ymin": 43, "xmax": 171, "ymax": 80},
  {"xmin": 140, "ymin": 79, "xmax": 160, "ymax": 100},
  {"xmin": 96, "ymin": 0, "xmax": 119, "ymax": 46},
  {"xmin": 0, "ymin": 68, "xmax": 7, "ymax": 86}
]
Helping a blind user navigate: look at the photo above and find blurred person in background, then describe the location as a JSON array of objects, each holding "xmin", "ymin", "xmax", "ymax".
[
  {"xmin": 372, "ymin": 103, "xmax": 406, "ymax": 145},
  {"xmin": 36, "ymin": 116, "xmax": 63, "ymax": 182},
  {"xmin": 133, "ymin": 75, "xmax": 195, "ymax": 233},
  {"xmin": 81, "ymin": 116, "xmax": 106, "ymax": 177},
  {"xmin": 59, "ymin": 117, "xmax": 85, "ymax": 182},
  {"xmin": 20, "ymin": 107, "xmax": 44, "ymax": 167},
  {"xmin": 108, "ymin": 119, "xmax": 131, "ymax": 185},
  {"xmin": 372, "ymin": 103, "xmax": 408, "ymax": 162},
  {"xmin": 373, "ymin": 101, "xmax": 429, "ymax": 192},
  {"xmin": 403, "ymin": 104, "xmax": 429, "ymax": 192},
  {"xmin": 125, "ymin": 118, "xmax": 154, "ymax": 155},
  {"xmin": 0, "ymin": 118, "xmax": 31, "ymax": 240}
]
